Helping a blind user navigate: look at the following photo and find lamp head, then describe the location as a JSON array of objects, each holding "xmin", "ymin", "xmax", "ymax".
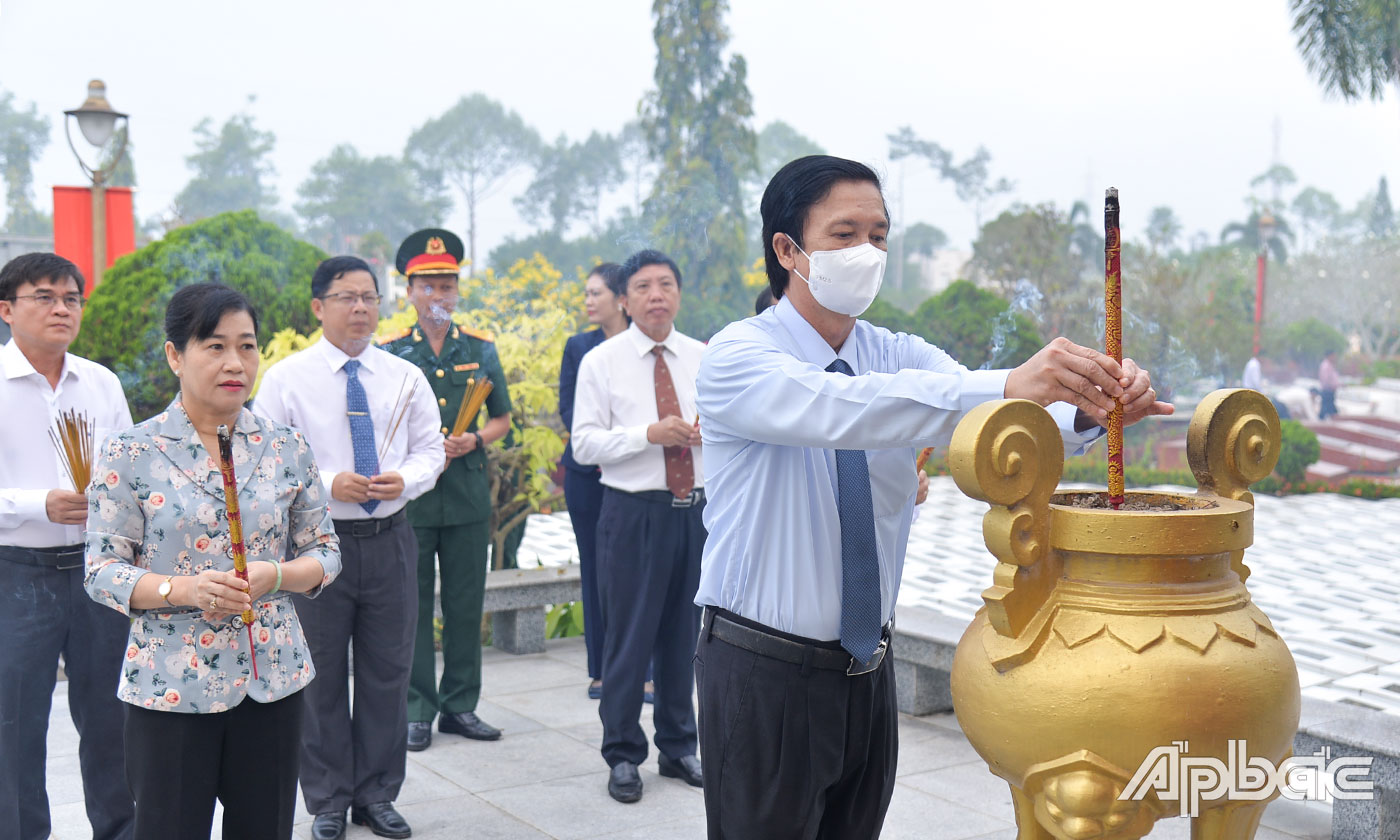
[{"xmin": 64, "ymin": 80, "xmax": 127, "ymax": 148}]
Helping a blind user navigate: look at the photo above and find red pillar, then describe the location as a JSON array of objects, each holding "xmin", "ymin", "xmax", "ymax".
[
  {"xmin": 52, "ymin": 186, "xmax": 136, "ymax": 295},
  {"xmin": 1253, "ymin": 252, "xmax": 1266, "ymax": 358}
]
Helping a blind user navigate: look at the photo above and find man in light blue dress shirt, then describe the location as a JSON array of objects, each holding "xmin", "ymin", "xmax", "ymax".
[{"xmin": 694, "ymin": 155, "xmax": 1173, "ymax": 839}]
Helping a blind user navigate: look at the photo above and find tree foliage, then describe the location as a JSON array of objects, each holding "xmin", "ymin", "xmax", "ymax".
[
  {"xmin": 1291, "ymin": 0, "xmax": 1400, "ymax": 102},
  {"xmin": 971, "ymin": 203, "xmax": 1093, "ymax": 343},
  {"xmin": 754, "ymin": 120, "xmax": 824, "ymax": 186},
  {"xmin": 642, "ymin": 0, "xmax": 758, "ymax": 339},
  {"xmin": 1276, "ymin": 317, "xmax": 1348, "ymax": 369},
  {"xmin": 1220, "ymin": 208, "xmax": 1295, "ymax": 262},
  {"xmin": 405, "ymin": 94, "xmax": 542, "ymax": 272},
  {"xmin": 172, "ymin": 113, "xmax": 279, "ymax": 223},
  {"xmin": 0, "ymin": 89, "xmax": 52, "ymax": 235},
  {"xmin": 889, "ymin": 126, "xmax": 1015, "ymax": 228},
  {"xmin": 296, "ymin": 144, "xmax": 448, "ymax": 257},
  {"xmin": 515, "ymin": 131, "xmax": 624, "ymax": 236},
  {"xmin": 73, "ymin": 211, "xmax": 325, "ymax": 420}
]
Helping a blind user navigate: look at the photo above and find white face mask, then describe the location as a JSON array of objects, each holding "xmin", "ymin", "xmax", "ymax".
[{"xmin": 786, "ymin": 235, "xmax": 887, "ymax": 317}]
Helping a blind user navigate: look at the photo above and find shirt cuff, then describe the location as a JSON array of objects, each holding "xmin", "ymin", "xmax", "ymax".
[
  {"xmin": 14, "ymin": 488, "xmax": 50, "ymax": 523},
  {"xmin": 320, "ymin": 470, "xmax": 339, "ymax": 499},
  {"xmin": 625, "ymin": 424, "xmax": 651, "ymax": 454},
  {"xmin": 961, "ymin": 369, "xmax": 1012, "ymax": 410}
]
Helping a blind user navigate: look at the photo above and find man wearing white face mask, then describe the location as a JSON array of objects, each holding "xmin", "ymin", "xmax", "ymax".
[{"xmin": 693, "ymin": 155, "xmax": 1174, "ymax": 839}]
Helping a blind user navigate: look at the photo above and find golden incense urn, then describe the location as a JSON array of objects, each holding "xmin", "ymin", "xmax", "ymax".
[{"xmin": 947, "ymin": 390, "xmax": 1301, "ymax": 840}]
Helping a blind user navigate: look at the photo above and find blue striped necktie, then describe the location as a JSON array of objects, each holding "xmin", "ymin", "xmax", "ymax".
[
  {"xmin": 826, "ymin": 358, "xmax": 881, "ymax": 664},
  {"xmin": 344, "ymin": 359, "xmax": 380, "ymax": 515}
]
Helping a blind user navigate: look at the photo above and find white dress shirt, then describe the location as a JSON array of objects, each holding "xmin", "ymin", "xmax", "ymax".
[
  {"xmin": 695, "ymin": 298, "xmax": 1103, "ymax": 641},
  {"xmin": 572, "ymin": 321, "xmax": 706, "ymax": 493},
  {"xmin": 253, "ymin": 336, "xmax": 445, "ymax": 520},
  {"xmin": 0, "ymin": 340, "xmax": 131, "ymax": 548}
]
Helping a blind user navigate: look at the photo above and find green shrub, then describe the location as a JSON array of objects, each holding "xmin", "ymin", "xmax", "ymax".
[
  {"xmin": 1274, "ymin": 318, "xmax": 1346, "ymax": 370},
  {"xmin": 1365, "ymin": 358, "xmax": 1400, "ymax": 382},
  {"xmin": 1275, "ymin": 420, "xmax": 1321, "ymax": 484},
  {"xmin": 73, "ymin": 210, "xmax": 326, "ymax": 420}
]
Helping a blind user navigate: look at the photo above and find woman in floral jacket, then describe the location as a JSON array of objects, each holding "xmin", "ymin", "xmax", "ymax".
[{"xmin": 85, "ymin": 282, "xmax": 341, "ymax": 840}]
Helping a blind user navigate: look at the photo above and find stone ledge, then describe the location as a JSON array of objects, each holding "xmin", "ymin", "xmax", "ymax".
[
  {"xmin": 483, "ymin": 565, "xmax": 583, "ymax": 655},
  {"xmin": 891, "ymin": 604, "xmax": 965, "ymax": 716},
  {"xmin": 1295, "ymin": 697, "xmax": 1399, "ymax": 840}
]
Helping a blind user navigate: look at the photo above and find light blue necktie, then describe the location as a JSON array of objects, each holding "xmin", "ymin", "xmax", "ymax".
[
  {"xmin": 344, "ymin": 359, "xmax": 380, "ymax": 515},
  {"xmin": 827, "ymin": 358, "xmax": 881, "ymax": 664}
]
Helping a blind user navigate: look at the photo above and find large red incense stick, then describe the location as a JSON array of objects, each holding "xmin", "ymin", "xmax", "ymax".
[
  {"xmin": 1104, "ymin": 189, "xmax": 1125, "ymax": 510},
  {"xmin": 215, "ymin": 425, "xmax": 259, "ymax": 680}
]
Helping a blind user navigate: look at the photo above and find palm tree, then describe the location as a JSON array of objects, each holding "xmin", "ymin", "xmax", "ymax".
[
  {"xmin": 1220, "ymin": 210, "xmax": 1296, "ymax": 263},
  {"xmin": 1290, "ymin": 0, "xmax": 1400, "ymax": 102}
]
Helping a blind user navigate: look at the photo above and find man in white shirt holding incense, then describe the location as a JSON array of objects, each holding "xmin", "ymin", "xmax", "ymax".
[
  {"xmin": 572, "ymin": 249, "xmax": 707, "ymax": 805},
  {"xmin": 0, "ymin": 252, "xmax": 134, "ymax": 840},
  {"xmin": 695, "ymin": 155, "xmax": 1173, "ymax": 839},
  {"xmin": 255, "ymin": 256, "xmax": 444, "ymax": 840}
]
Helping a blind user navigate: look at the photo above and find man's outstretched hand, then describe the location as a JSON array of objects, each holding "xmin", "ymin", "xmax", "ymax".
[{"xmin": 1005, "ymin": 337, "xmax": 1173, "ymax": 427}]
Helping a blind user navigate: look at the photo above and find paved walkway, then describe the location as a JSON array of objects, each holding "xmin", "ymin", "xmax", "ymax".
[
  {"xmin": 47, "ymin": 634, "xmax": 1332, "ymax": 839},
  {"xmin": 44, "ymin": 475, "xmax": 1395, "ymax": 838}
]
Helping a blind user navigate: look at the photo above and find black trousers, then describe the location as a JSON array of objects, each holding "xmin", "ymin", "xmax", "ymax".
[
  {"xmin": 695, "ymin": 609, "xmax": 899, "ymax": 840},
  {"xmin": 124, "ymin": 691, "xmax": 304, "ymax": 839},
  {"xmin": 564, "ymin": 467, "xmax": 606, "ymax": 680},
  {"xmin": 0, "ymin": 548, "xmax": 133, "ymax": 840},
  {"xmin": 596, "ymin": 488, "xmax": 704, "ymax": 767},
  {"xmin": 298, "ymin": 516, "xmax": 417, "ymax": 814}
]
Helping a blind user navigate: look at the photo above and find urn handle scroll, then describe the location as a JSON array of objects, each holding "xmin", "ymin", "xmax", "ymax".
[
  {"xmin": 1187, "ymin": 389, "xmax": 1281, "ymax": 506},
  {"xmin": 949, "ymin": 400, "xmax": 1063, "ymax": 637}
]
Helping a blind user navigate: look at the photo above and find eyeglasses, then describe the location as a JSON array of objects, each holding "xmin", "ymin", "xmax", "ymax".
[
  {"xmin": 11, "ymin": 292, "xmax": 87, "ymax": 311},
  {"xmin": 320, "ymin": 292, "xmax": 382, "ymax": 307}
]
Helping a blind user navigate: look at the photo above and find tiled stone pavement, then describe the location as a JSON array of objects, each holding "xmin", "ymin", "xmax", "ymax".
[{"xmin": 45, "ymin": 476, "xmax": 1392, "ymax": 838}]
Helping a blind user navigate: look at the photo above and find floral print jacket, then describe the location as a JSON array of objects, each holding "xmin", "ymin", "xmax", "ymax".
[{"xmin": 84, "ymin": 400, "xmax": 341, "ymax": 714}]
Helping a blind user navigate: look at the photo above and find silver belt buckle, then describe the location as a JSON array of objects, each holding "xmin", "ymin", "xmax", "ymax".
[
  {"xmin": 847, "ymin": 638, "xmax": 888, "ymax": 676},
  {"xmin": 671, "ymin": 489, "xmax": 702, "ymax": 509}
]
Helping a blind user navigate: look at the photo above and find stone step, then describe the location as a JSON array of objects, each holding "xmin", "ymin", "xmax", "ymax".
[
  {"xmin": 1313, "ymin": 435, "xmax": 1400, "ymax": 472},
  {"xmin": 1306, "ymin": 420, "xmax": 1400, "ymax": 453},
  {"xmin": 1305, "ymin": 460, "xmax": 1350, "ymax": 483}
]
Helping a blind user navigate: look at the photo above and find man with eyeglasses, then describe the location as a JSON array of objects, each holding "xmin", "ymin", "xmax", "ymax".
[
  {"xmin": 382, "ymin": 229, "xmax": 512, "ymax": 752},
  {"xmin": 0, "ymin": 253, "xmax": 135, "ymax": 840},
  {"xmin": 255, "ymin": 255, "xmax": 445, "ymax": 840}
]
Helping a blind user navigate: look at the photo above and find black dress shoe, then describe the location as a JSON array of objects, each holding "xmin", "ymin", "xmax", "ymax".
[
  {"xmin": 406, "ymin": 721, "xmax": 432, "ymax": 752},
  {"xmin": 608, "ymin": 761, "xmax": 643, "ymax": 803},
  {"xmin": 350, "ymin": 802, "xmax": 412, "ymax": 839},
  {"xmin": 311, "ymin": 811, "xmax": 346, "ymax": 840},
  {"xmin": 439, "ymin": 711, "xmax": 502, "ymax": 741},
  {"xmin": 658, "ymin": 753, "xmax": 703, "ymax": 787}
]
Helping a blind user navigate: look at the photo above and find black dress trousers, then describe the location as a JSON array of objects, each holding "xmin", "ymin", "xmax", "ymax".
[
  {"xmin": 596, "ymin": 488, "xmax": 705, "ymax": 767},
  {"xmin": 694, "ymin": 608, "xmax": 899, "ymax": 840}
]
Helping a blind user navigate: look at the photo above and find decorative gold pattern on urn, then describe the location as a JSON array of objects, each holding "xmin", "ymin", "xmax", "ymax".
[{"xmin": 947, "ymin": 391, "xmax": 1301, "ymax": 840}]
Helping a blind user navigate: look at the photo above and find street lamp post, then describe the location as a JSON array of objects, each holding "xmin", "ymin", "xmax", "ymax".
[
  {"xmin": 63, "ymin": 80, "xmax": 128, "ymax": 288},
  {"xmin": 1253, "ymin": 211, "xmax": 1276, "ymax": 359}
]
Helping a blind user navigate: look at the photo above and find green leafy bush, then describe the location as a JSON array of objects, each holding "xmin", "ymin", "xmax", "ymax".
[
  {"xmin": 1275, "ymin": 420, "xmax": 1321, "ymax": 483},
  {"xmin": 73, "ymin": 210, "xmax": 326, "ymax": 420},
  {"xmin": 1274, "ymin": 318, "xmax": 1346, "ymax": 370}
]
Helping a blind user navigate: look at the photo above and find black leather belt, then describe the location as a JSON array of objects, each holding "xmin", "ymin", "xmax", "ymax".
[
  {"xmin": 703, "ymin": 607, "xmax": 890, "ymax": 677},
  {"xmin": 0, "ymin": 543, "xmax": 85, "ymax": 570},
  {"xmin": 332, "ymin": 509, "xmax": 407, "ymax": 538},
  {"xmin": 621, "ymin": 488, "xmax": 706, "ymax": 509}
]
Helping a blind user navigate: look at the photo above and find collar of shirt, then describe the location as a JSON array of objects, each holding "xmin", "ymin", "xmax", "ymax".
[
  {"xmin": 1, "ymin": 339, "xmax": 78, "ymax": 386},
  {"xmin": 771, "ymin": 297, "xmax": 865, "ymax": 373},
  {"xmin": 622, "ymin": 320, "xmax": 685, "ymax": 359},
  {"xmin": 316, "ymin": 335, "xmax": 385, "ymax": 377}
]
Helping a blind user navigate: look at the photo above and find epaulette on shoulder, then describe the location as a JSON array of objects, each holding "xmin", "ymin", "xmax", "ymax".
[
  {"xmin": 459, "ymin": 326, "xmax": 495, "ymax": 343},
  {"xmin": 377, "ymin": 327, "xmax": 413, "ymax": 345}
]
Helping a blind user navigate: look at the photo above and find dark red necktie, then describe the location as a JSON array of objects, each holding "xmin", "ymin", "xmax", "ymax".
[{"xmin": 652, "ymin": 345, "xmax": 694, "ymax": 499}]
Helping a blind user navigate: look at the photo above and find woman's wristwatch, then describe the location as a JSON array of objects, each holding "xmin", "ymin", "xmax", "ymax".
[
  {"xmin": 473, "ymin": 432, "xmax": 484, "ymax": 451},
  {"xmin": 157, "ymin": 575, "xmax": 176, "ymax": 605}
]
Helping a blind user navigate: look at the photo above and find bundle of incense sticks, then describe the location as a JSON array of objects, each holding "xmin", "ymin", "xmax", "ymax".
[
  {"xmin": 915, "ymin": 447, "xmax": 934, "ymax": 472},
  {"xmin": 48, "ymin": 408, "xmax": 95, "ymax": 491},
  {"xmin": 450, "ymin": 377, "xmax": 494, "ymax": 437},
  {"xmin": 214, "ymin": 425, "xmax": 259, "ymax": 680},
  {"xmin": 1104, "ymin": 188, "xmax": 1125, "ymax": 510},
  {"xmin": 377, "ymin": 374, "xmax": 420, "ymax": 462}
]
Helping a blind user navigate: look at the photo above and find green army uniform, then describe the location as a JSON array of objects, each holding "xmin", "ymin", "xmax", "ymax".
[{"xmin": 384, "ymin": 322, "xmax": 511, "ymax": 723}]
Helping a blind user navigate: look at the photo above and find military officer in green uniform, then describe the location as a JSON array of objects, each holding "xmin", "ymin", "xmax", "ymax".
[{"xmin": 384, "ymin": 229, "xmax": 512, "ymax": 751}]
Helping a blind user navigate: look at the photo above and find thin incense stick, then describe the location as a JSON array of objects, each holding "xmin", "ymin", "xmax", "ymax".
[
  {"xmin": 377, "ymin": 375, "xmax": 419, "ymax": 463},
  {"xmin": 1104, "ymin": 188, "xmax": 1125, "ymax": 510},
  {"xmin": 215, "ymin": 425, "xmax": 259, "ymax": 680},
  {"xmin": 915, "ymin": 447, "xmax": 934, "ymax": 472}
]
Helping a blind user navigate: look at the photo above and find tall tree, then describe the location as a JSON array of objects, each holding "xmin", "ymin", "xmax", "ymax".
[
  {"xmin": 1291, "ymin": 0, "xmax": 1400, "ymax": 102},
  {"xmin": 405, "ymin": 94, "xmax": 541, "ymax": 272},
  {"xmin": 971, "ymin": 203, "xmax": 1093, "ymax": 342},
  {"xmin": 295, "ymin": 144, "xmax": 448, "ymax": 257},
  {"xmin": 172, "ymin": 112, "xmax": 279, "ymax": 223},
  {"xmin": 641, "ymin": 0, "xmax": 758, "ymax": 337},
  {"xmin": 1291, "ymin": 186, "xmax": 1344, "ymax": 248},
  {"xmin": 0, "ymin": 90, "xmax": 52, "ymax": 235},
  {"xmin": 1145, "ymin": 206, "xmax": 1183, "ymax": 254},
  {"xmin": 1220, "ymin": 208, "xmax": 1296, "ymax": 262},
  {"xmin": 515, "ymin": 131, "xmax": 623, "ymax": 236},
  {"xmin": 888, "ymin": 127, "xmax": 1014, "ymax": 229},
  {"xmin": 1249, "ymin": 163, "xmax": 1298, "ymax": 210},
  {"xmin": 755, "ymin": 121, "xmax": 824, "ymax": 185},
  {"xmin": 1369, "ymin": 175, "xmax": 1395, "ymax": 236}
]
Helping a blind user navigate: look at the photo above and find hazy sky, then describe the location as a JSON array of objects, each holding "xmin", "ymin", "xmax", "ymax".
[{"xmin": 2, "ymin": 0, "xmax": 1397, "ymax": 261}]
